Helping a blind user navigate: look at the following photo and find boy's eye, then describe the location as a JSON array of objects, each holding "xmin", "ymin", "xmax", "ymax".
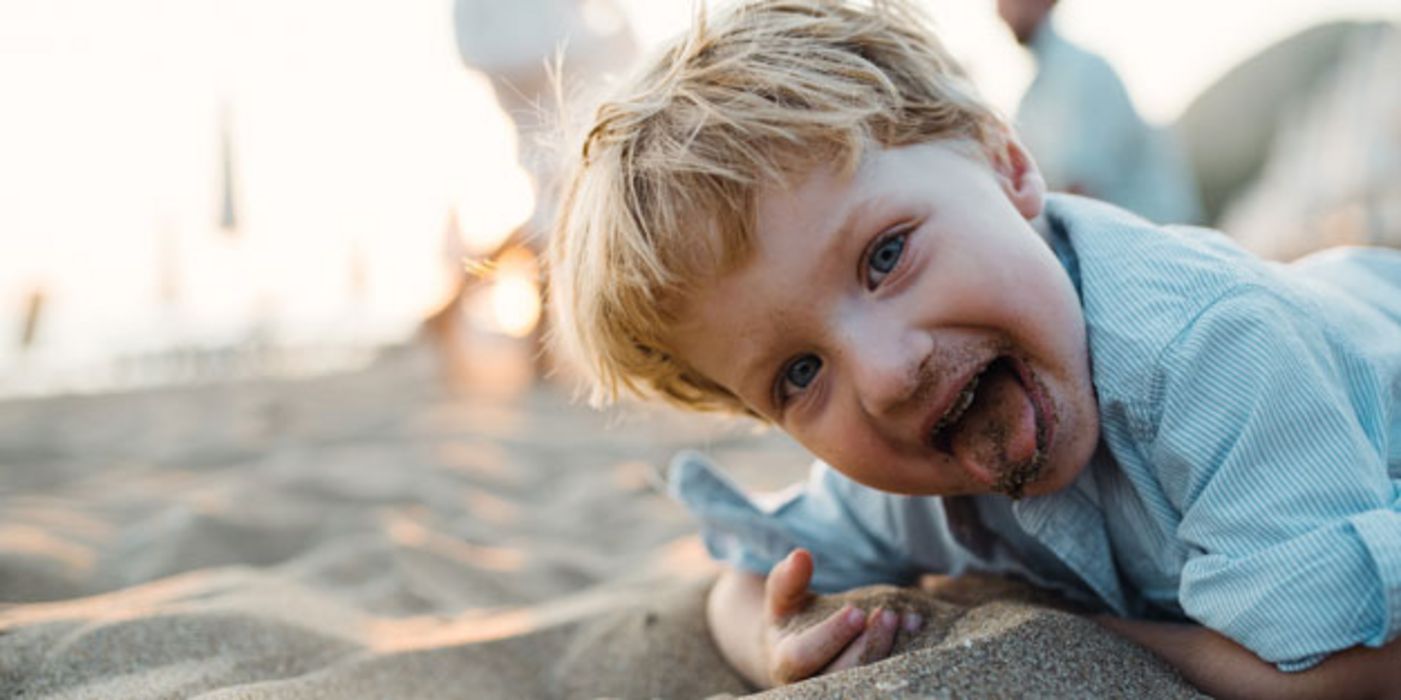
[
  {"xmin": 865, "ymin": 231, "xmax": 908, "ymax": 289},
  {"xmin": 775, "ymin": 354, "xmax": 822, "ymax": 404}
]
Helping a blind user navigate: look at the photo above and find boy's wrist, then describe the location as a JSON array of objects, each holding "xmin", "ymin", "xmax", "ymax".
[{"xmin": 706, "ymin": 567, "xmax": 773, "ymax": 688}]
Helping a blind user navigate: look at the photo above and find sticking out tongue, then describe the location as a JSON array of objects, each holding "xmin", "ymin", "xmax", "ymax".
[{"xmin": 949, "ymin": 360, "xmax": 1040, "ymax": 494}]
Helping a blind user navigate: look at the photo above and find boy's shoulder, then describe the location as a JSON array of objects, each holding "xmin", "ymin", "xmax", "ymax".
[
  {"xmin": 1043, "ymin": 195, "xmax": 1299, "ymax": 403},
  {"xmin": 1045, "ymin": 194, "xmax": 1273, "ymax": 322}
]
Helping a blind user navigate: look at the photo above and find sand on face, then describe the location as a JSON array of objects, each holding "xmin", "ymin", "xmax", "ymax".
[{"xmin": 0, "ymin": 346, "xmax": 1201, "ymax": 698}]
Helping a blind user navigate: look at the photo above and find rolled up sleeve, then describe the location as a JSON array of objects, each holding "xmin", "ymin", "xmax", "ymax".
[
  {"xmin": 1348, "ymin": 508, "xmax": 1401, "ymax": 649},
  {"xmin": 1148, "ymin": 287, "xmax": 1401, "ymax": 670},
  {"xmin": 667, "ymin": 450, "xmax": 971, "ymax": 592}
]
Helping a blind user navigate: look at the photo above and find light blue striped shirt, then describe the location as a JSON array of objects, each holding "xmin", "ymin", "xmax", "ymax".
[{"xmin": 671, "ymin": 194, "xmax": 1401, "ymax": 671}]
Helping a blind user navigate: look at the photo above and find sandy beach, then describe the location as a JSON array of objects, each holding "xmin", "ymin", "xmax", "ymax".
[{"xmin": 0, "ymin": 345, "xmax": 1203, "ymax": 698}]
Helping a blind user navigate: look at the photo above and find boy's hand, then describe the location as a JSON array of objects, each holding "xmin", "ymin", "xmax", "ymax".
[{"xmin": 760, "ymin": 549, "xmax": 906, "ymax": 684}]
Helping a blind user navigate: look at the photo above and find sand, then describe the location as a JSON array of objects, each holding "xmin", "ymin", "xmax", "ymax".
[
  {"xmin": 759, "ymin": 578, "xmax": 1202, "ymax": 699},
  {"xmin": 0, "ymin": 344, "xmax": 1203, "ymax": 698}
]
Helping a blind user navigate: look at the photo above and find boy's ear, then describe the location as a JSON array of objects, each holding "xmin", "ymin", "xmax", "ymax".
[{"xmin": 987, "ymin": 135, "xmax": 1045, "ymax": 221}]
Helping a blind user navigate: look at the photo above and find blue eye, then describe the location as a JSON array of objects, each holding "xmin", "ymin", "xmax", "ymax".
[
  {"xmin": 776, "ymin": 354, "xmax": 822, "ymax": 403},
  {"xmin": 866, "ymin": 232, "xmax": 907, "ymax": 289}
]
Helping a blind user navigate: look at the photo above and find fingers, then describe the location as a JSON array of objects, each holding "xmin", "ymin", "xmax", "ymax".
[
  {"xmin": 762, "ymin": 549, "xmax": 929, "ymax": 685},
  {"xmin": 770, "ymin": 603, "xmax": 867, "ymax": 684},
  {"xmin": 765, "ymin": 549, "xmax": 815, "ymax": 619},
  {"xmin": 822, "ymin": 608, "xmax": 901, "ymax": 674}
]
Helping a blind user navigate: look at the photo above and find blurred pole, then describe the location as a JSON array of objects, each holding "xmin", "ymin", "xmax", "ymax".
[
  {"xmin": 421, "ymin": 208, "xmax": 480, "ymax": 392},
  {"xmin": 218, "ymin": 101, "xmax": 240, "ymax": 237},
  {"xmin": 349, "ymin": 238, "xmax": 368, "ymax": 304},
  {"xmin": 157, "ymin": 224, "xmax": 181, "ymax": 306},
  {"xmin": 19, "ymin": 287, "xmax": 45, "ymax": 353}
]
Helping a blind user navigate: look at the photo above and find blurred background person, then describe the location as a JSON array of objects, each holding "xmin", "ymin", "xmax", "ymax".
[
  {"xmin": 452, "ymin": 0, "xmax": 635, "ymax": 240},
  {"xmin": 424, "ymin": 0, "xmax": 638, "ymax": 385},
  {"xmin": 998, "ymin": 0, "xmax": 1203, "ymax": 224}
]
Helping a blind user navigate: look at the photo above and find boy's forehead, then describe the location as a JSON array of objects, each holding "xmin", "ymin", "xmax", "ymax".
[
  {"xmin": 666, "ymin": 155, "xmax": 854, "ymax": 307},
  {"xmin": 750, "ymin": 138, "xmax": 980, "ymax": 229},
  {"xmin": 746, "ymin": 156, "xmax": 883, "ymax": 265},
  {"xmin": 682, "ymin": 150, "xmax": 891, "ymax": 331},
  {"xmin": 755, "ymin": 160, "xmax": 854, "ymax": 222}
]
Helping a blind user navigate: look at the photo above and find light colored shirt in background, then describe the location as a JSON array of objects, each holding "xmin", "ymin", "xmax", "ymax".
[
  {"xmin": 673, "ymin": 194, "xmax": 1401, "ymax": 672},
  {"xmin": 1016, "ymin": 23, "xmax": 1202, "ymax": 224}
]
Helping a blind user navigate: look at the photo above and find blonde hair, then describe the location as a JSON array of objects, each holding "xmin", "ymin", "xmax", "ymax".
[{"xmin": 549, "ymin": 0, "xmax": 1007, "ymax": 416}]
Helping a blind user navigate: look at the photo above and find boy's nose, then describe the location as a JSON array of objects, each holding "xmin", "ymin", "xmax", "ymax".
[{"xmin": 843, "ymin": 324, "xmax": 927, "ymax": 419}]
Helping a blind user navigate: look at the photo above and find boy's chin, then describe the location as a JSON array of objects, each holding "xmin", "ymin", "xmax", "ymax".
[{"xmin": 1009, "ymin": 453, "xmax": 1089, "ymax": 499}]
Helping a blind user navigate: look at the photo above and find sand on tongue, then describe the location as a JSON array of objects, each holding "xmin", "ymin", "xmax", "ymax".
[{"xmin": 950, "ymin": 362, "xmax": 1037, "ymax": 477}]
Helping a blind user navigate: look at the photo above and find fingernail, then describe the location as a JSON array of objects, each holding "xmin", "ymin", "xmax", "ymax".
[
  {"xmin": 880, "ymin": 610, "xmax": 898, "ymax": 630},
  {"xmin": 902, "ymin": 612, "xmax": 923, "ymax": 633},
  {"xmin": 844, "ymin": 606, "xmax": 865, "ymax": 627}
]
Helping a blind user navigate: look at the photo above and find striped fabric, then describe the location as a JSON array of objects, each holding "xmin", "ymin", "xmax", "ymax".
[{"xmin": 673, "ymin": 194, "xmax": 1401, "ymax": 671}]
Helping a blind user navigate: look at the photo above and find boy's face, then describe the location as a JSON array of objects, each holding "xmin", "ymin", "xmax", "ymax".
[{"xmin": 671, "ymin": 139, "xmax": 1100, "ymax": 498}]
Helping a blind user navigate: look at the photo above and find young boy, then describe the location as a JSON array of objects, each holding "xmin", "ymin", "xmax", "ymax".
[{"xmin": 548, "ymin": 0, "xmax": 1401, "ymax": 695}]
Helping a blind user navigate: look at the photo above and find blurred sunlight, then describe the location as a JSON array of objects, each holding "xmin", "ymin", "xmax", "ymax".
[
  {"xmin": 480, "ymin": 246, "xmax": 542, "ymax": 339},
  {"xmin": 0, "ymin": 0, "xmax": 534, "ymax": 395}
]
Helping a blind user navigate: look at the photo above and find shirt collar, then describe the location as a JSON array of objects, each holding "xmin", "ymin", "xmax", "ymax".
[
  {"xmin": 1041, "ymin": 194, "xmax": 1085, "ymax": 299},
  {"xmin": 1012, "ymin": 444, "xmax": 1133, "ymax": 615}
]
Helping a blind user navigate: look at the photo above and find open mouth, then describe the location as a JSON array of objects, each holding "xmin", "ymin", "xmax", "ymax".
[
  {"xmin": 926, "ymin": 355, "xmax": 1051, "ymax": 497},
  {"xmin": 927, "ymin": 361, "xmax": 992, "ymax": 454}
]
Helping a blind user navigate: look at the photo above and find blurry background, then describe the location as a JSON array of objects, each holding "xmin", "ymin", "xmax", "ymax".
[{"xmin": 2, "ymin": 0, "xmax": 1399, "ymax": 398}]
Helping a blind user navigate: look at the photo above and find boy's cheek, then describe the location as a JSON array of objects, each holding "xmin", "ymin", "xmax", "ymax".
[{"xmin": 788, "ymin": 426, "xmax": 891, "ymax": 490}]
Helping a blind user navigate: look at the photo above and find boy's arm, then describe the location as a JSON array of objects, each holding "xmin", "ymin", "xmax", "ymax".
[
  {"xmin": 1096, "ymin": 616, "xmax": 1399, "ymax": 700},
  {"xmin": 1143, "ymin": 290, "xmax": 1400, "ymax": 666},
  {"xmin": 707, "ymin": 549, "xmax": 904, "ymax": 688}
]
